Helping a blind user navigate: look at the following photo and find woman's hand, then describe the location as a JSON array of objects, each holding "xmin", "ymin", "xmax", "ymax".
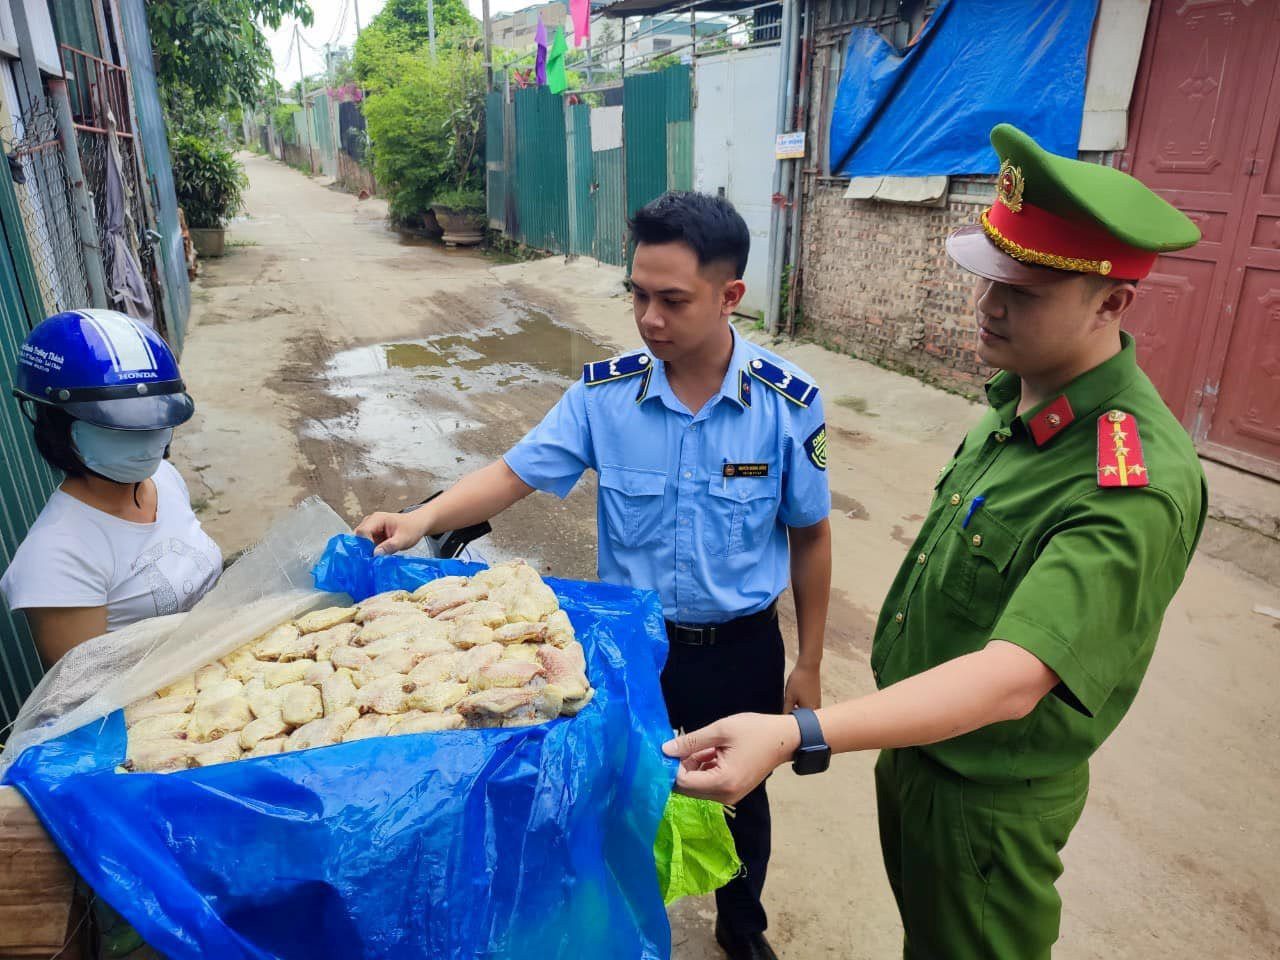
[{"xmin": 662, "ymin": 713, "xmax": 800, "ymax": 804}]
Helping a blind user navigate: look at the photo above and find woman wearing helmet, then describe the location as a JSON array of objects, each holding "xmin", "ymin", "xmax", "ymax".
[{"xmin": 1, "ymin": 309, "xmax": 222, "ymax": 665}]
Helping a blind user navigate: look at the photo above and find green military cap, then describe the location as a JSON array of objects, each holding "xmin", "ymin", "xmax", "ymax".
[{"xmin": 947, "ymin": 123, "xmax": 1202, "ymax": 284}]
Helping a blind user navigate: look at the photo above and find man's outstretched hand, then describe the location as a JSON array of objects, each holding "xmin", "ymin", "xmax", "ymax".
[
  {"xmin": 662, "ymin": 713, "xmax": 800, "ymax": 804},
  {"xmin": 354, "ymin": 510, "xmax": 429, "ymax": 556}
]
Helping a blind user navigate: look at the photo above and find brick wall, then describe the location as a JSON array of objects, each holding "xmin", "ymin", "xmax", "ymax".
[{"xmin": 795, "ymin": 177, "xmax": 996, "ymax": 396}]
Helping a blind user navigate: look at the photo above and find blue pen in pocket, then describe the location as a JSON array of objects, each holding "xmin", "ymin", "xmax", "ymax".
[{"xmin": 962, "ymin": 495, "xmax": 986, "ymax": 529}]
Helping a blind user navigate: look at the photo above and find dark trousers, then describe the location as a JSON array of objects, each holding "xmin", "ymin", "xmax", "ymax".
[{"xmin": 661, "ymin": 610, "xmax": 785, "ymax": 935}]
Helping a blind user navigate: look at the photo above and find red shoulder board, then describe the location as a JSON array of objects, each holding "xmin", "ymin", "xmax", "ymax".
[{"xmin": 1097, "ymin": 410, "xmax": 1149, "ymax": 488}]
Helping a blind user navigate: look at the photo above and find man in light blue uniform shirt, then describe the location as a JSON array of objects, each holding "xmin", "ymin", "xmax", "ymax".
[
  {"xmin": 358, "ymin": 192, "xmax": 833, "ymax": 960},
  {"xmin": 505, "ymin": 322, "xmax": 829, "ymax": 624}
]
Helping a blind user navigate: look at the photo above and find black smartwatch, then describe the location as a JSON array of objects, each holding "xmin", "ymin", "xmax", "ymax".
[{"xmin": 790, "ymin": 707, "xmax": 831, "ymax": 775}]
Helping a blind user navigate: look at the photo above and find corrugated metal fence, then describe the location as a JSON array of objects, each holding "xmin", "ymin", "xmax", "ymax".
[
  {"xmin": 119, "ymin": 0, "xmax": 191, "ymax": 352},
  {"xmin": 0, "ymin": 162, "xmax": 57, "ymax": 729},
  {"xmin": 285, "ymin": 96, "xmax": 340, "ymax": 178},
  {"xmin": 486, "ymin": 65, "xmax": 692, "ymax": 266}
]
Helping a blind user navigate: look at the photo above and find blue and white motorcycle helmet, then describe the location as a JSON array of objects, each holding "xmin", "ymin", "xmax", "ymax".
[{"xmin": 13, "ymin": 309, "xmax": 194, "ymax": 430}]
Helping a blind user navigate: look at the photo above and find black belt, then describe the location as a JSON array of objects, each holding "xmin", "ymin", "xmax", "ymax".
[{"xmin": 665, "ymin": 601, "xmax": 778, "ymax": 646}]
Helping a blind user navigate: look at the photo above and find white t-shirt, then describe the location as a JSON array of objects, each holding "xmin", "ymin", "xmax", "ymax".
[{"xmin": 0, "ymin": 461, "xmax": 222, "ymax": 632}]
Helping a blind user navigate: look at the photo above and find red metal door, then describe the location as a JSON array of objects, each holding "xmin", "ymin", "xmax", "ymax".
[{"xmin": 1121, "ymin": 0, "xmax": 1280, "ymax": 478}]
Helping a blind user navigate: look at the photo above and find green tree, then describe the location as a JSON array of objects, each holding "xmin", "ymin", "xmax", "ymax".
[
  {"xmin": 367, "ymin": 0, "xmax": 476, "ymax": 48},
  {"xmin": 147, "ymin": 1, "xmax": 314, "ymax": 115},
  {"xmin": 352, "ymin": 0, "xmax": 479, "ymax": 90},
  {"xmin": 362, "ymin": 45, "xmax": 486, "ymax": 223}
]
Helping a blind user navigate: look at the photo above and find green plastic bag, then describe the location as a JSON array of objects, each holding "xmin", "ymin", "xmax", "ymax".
[{"xmin": 653, "ymin": 793, "xmax": 742, "ymax": 905}]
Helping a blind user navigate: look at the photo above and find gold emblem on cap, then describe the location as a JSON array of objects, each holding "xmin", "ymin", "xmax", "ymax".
[
  {"xmin": 996, "ymin": 159, "xmax": 1025, "ymax": 214},
  {"xmin": 1098, "ymin": 260, "xmax": 1112, "ymax": 275}
]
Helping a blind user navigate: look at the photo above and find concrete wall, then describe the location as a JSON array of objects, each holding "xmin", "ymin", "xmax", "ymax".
[{"xmin": 797, "ymin": 178, "xmax": 992, "ymax": 394}]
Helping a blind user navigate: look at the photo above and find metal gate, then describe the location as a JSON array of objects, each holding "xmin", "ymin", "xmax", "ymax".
[
  {"xmin": 1122, "ymin": 0, "xmax": 1280, "ymax": 479},
  {"xmin": 693, "ymin": 46, "xmax": 782, "ymax": 319}
]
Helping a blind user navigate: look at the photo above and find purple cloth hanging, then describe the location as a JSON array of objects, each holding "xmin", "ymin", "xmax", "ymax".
[{"xmin": 535, "ymin": 16, "xmax": 548, "ymax": 86}]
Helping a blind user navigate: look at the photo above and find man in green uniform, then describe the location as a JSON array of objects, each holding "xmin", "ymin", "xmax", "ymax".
[{"xmin": 661, "ymin": 123, "xmax": 1208, "ymax": 959}]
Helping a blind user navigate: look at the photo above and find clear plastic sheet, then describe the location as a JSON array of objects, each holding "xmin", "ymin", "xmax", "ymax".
[{"xmin": 0, "ymin": 497, "xmax": 351, "ymax": 775}]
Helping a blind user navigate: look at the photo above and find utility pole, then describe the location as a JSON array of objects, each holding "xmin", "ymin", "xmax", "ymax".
[
  {"xmin": 353, "ymin": 0, "xmax": 362, "ymax": 34},
  {"xmin": 482, "ymin": 0, "xmax": 493, "ymax": 88},
  {"xmin": 427, "ymin": 0, "xmax": 437, "ymax": 59},
  {"xmin": 296, "ymin": 23, "xmax": 314, "ymax": 174}
]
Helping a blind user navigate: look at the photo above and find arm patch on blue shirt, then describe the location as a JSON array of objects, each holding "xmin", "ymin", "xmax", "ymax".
[
  {"xmin": 804, "ymin": 424, "xmax": 828, "ymax": 470},
  {"xmin": 583, "ymin": 352, "xmax": 652, "ymax": 386},
  {"xmin": 748, "ymin": 358, "xmax": 817, "ymax": 407}
]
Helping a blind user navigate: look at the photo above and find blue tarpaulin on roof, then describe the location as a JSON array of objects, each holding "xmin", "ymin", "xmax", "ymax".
[{"xmin": 829, "ymin": 0, "xmax": 1099, "ymax": 178}]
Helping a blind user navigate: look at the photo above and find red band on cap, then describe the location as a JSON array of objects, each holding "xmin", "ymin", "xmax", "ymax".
[{"xmin": 986, "ymin": 200, "xmax": 1157, "ymax": 280}]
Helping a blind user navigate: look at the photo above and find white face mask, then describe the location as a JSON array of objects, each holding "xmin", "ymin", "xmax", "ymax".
[{"xmin": 70, "ymin": 421, "xmax": 173, "ymax": 483}]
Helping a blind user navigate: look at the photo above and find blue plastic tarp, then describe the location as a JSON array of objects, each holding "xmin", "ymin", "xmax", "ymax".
[
  {"xmin": 5, "ymin": 535, "xmax": 677, "ymax": 959},
  {"xmin": 829, "ymin": 0, "xmax": 1099, "ymax": 178}
]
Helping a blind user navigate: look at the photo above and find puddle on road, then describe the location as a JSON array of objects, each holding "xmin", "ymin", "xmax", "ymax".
[
  {"xmin": 831, "ymin": 491, "xmax": 869, "ymax": 520},
  {"xmin": 330, "ymin": 306, "xmax": 602, "ymax": 392},
  {"xmin": 383, "ymin": 310, "xmax": 597, "ymax": 383},
  {"xmin": 393, "ymin": 229, "xmax": 440, "ymax": 247},
  {"xmin": 308, "ymin": 301, "xmax": 609, "ymax": 480}
]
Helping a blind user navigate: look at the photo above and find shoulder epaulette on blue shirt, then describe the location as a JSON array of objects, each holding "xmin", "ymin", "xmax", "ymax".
[
  {"xmin": 747, "ymin": 357, "xmax": 817, "ymax": 407},
  {"xmin": 583, "ymin": 351, "xmax": 652, "ymax": 386}
]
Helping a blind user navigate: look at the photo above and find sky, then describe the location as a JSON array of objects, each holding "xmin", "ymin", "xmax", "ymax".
[{"xmin": 268, "ymin": 0, "xmax": 549, "ymax": 85}]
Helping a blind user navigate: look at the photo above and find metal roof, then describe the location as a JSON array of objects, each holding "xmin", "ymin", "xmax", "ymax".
[{"xmin": 599, "ymin": 0, "xmax": 767, "ymax": 20}]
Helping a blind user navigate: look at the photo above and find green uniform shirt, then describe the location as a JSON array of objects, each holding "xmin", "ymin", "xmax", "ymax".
[{"xmin": 871, "ymin": 333, "xmax": 1207, "ymax": 784}]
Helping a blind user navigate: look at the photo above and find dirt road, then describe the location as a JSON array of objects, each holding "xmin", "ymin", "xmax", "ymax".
[{"xmin": 175, "ymin": 154, "xmax": 1280, "ymax": 958}]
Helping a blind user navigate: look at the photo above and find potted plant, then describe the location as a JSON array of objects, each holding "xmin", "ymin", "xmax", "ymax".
[
  {"xmin": 430, "ymin": 188, "xmax": 486, "ymax": 247},
  {"xmin": 172, "ymin": 134, "xmax": 247, "ymax": 258}
]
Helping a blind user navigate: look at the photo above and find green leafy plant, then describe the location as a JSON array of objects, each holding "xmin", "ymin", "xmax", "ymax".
[
  {"xmin": 172, "ymin": 135, "xmax": 248, "ymax": 229},
  {"xmin": 353, "ymin": 0, "xmax": 477, "ymax": 91},
  {"xmin": 147, "ymin": 0, "xmax": 313, "ymax": 112},
  {"xmin": 431, "ymin": 187, "xmax": 484, "ymax": 212},
  {"xmin": 362, "ymin": 44, "xmax": 486, "ymax": 223},
  {"xmin": 272, "ymin": 102, "xmax": 302, "ymax": 144}
]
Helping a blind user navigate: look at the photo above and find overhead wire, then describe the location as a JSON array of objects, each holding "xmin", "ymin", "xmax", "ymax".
[{"xmin": 328, "ymin": 0, "xmax": 352, "ymax": 47}]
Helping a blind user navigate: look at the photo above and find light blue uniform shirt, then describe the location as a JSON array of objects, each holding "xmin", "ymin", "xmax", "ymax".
[{"xmin": 503, "ymin": 331, "xmax": 830, "ymax": 623}]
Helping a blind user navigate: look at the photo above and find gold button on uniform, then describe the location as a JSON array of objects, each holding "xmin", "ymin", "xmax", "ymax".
[
  {"xmin": 949, "ymin": 493, "xmax": 962, "ymax": 506},
  {"xmin": 994, "ymin": 433, "xmax": 1007, "ymax": 443},
  {"xmin": 1046, "ymin": 413, "xmax": 1062, "ymax": 427},
  {"xmin": 972, "ymin": 534, "xmax": 983, "ymax": 547},
  {"xmin": 894, "ymin": 612, "xmax": 905, "ymax": 623},
  {"xmin": 917, "ymin": 553, "xmax": 927, "ymax": 565}
]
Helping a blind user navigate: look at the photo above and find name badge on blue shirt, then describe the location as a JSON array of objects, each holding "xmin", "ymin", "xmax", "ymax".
[{"xmin": 723, "ymin": 463, "xmax": 769, "ymax": 478}]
